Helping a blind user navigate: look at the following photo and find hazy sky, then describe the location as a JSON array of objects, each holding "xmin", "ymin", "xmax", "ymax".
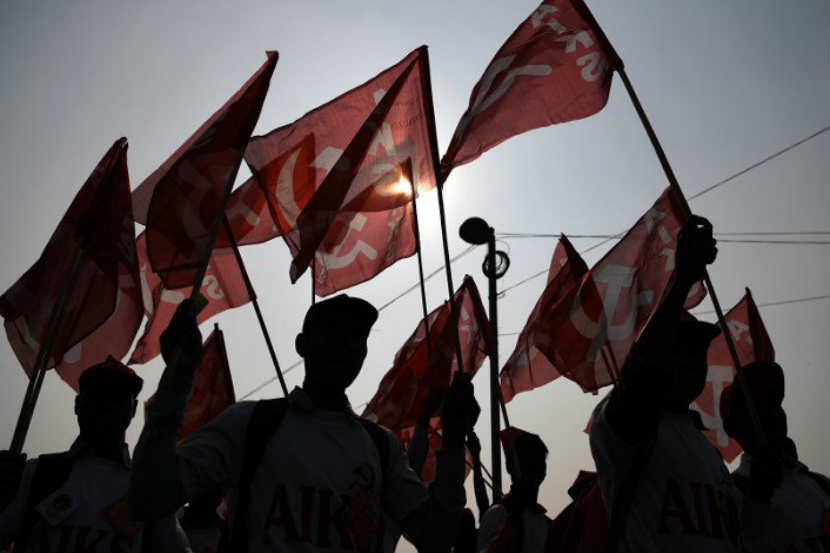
[{"xmin": 0, "ymin": 0, "xmax": 827, "ymax": 534}]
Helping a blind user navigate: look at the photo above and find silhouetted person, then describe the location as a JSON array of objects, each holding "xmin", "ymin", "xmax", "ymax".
[
  {"xmin": 129, "ymin": 294, "xmax": 480, "ymax": 552},
  {"xmin": 0, "ymin": 357, "xmax": 189, "ymax": 552},
  {"xmin": 589, "ymin": 215, "xmax": 742, "ymax": 552},
  {"xmin": 477, "ymin": 427, "xmax": 550, "ymax": 553},
  {"xmin": 720, "ymin": 361, "xmax": 830, "ymax": 552}
]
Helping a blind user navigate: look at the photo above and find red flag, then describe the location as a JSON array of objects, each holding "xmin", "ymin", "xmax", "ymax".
[
  {"xmin": 177, "ymin": 325, "xmax": 235, "ymax": 442},
  {"xmin": 395, "ymin": 418, "xmax": 473, "ymax": 484},
  {"xmin": 1, "ymin": 138, "xmax": 142, "ymax": 389},
  {"xmin": 244, "ymin": 47, "xmax": 440, "ymax": 289},
  {"xmin": 362, "ymin": 275, "xmax": 492, "ymax": 431},
  {"xmin": 131, "ymin": 52, "xmax": 278, "ymax": 289},
  {"xmin": 545, "ymin": 187, "xmax": 707, "ymax": 392},
  {"xmin": 500, "ymin": 235, "xmax": 589, "ymax": 402},
  {"xmin": 691, "ymin": 290, "xmax": 775, "ymax": 461},
  {"xmin": 129, "ymin": 232, "xmax": 250, "ymax": 364},
  {"xmin": 441, "ymin": 0, "xmax": 620, "ymax": 177}
]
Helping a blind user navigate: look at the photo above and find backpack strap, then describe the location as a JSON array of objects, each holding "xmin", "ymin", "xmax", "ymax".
[
  {"xmin": 357, "ymin": 418, "xmax": 390, "ymax": 481},
  {"xmin": 16, "ymin": 452, "xmax": 74, "ymax": 553},
  {"xmin": 223, "ymin": 398, "xmax": 288, "ymax": 553}
]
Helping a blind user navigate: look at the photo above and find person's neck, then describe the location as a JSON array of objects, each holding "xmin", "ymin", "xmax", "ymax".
[
  {"xmin": 508, "ymin": 481, "xmax": 540, "ymax": 507},
  {"xmin": 302, "ymin": 379, "xmax": 349, "ymax": 411},
  {"xmin": 83, "ymin": 436, "xmax": 126, "ymax": 464}
]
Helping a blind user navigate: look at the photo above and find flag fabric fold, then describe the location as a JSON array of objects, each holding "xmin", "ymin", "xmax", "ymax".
[
  {"xmin": 131, "ymin": 52, "xmax": 278, "ymax": 290},
  {"xmin": 0, "ymin": 138, "xmax": 142, "ymax": 390},
  {"xmin": 244, "ymin": 47, "xmax": 439, "ymax": 295},
  {"xmin": 500, "ymin": 235, "xmax": 589, "ymax": 402},
  {"xmin": 129, "ymin": 232, "xmax": 250, "ymax": 364},
  {"xmin": 441, "ymin": 0, "xmax": 621, "ymax": 178},
  {"xmin": 691, "ymin": 290, "xmax": 774, "ymax": 461}
]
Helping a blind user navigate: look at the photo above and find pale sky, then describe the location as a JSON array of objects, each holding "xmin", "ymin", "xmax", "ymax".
[{"xmin": 0, "ymin": 0, "xmax": 827, "ymax": 537}]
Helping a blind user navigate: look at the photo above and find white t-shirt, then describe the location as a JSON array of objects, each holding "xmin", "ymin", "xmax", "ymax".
[
  {"xmin": 176, "ymin": 388, "xmax": 428, "ymax": 553},
  {"xmin": 477, "ymin": 503, "xmax": 549, "ymax": 553},
  {"xmin": 590, "ymin": 395, "xmax": 741, "ymax": 553},
  {"xmin": 736, "ymin": 453, "xmax": 830, "ymax": 553},
  {"xmin": 0, "ymin": 439, "xmax": 187, "ymax": 553}
]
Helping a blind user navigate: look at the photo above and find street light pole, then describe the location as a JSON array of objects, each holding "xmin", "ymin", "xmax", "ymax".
[{"xmin": 459, "ymin": 216, "xmax": 511, "ymax": 501}]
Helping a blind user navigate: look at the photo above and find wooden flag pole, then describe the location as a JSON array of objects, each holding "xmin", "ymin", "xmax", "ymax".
[
  {"xmin": 617, "ymin": 66, "xmax": 768, "ymax": 448},
  {"xmin": 222, "ymin": 217, "xmax": 289, "ymax": 397},
  {"xmin": 407, "ymin": 164, "xmax": 433, "ymax": 356},
  {"xmin": 10, "ymin": 246, "xmax": 85, "ymax": 453}
]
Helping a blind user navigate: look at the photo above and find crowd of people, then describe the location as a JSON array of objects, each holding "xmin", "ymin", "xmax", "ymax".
[{"xmin": 0, "ymin": 216, "xmax": 827, "ymax": 552}]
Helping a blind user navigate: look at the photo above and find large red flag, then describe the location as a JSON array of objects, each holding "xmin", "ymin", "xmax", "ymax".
[
  {"xmin": 441, "ymin": 0, "xmax": 620, "ymax": 177},
  {"xmin": 500, "ymin": 235, "xmax": 589, "ymax": 402},
  {"xmin": 691, "ymin": 290, "xmax": 774, "ymax": 461},
  {"xmin": 131, "ymin": 52, "xmax": 278, "ymax": 289},
  {"xmin": 362, "ymin": 276, "xmax": 490, "ymax": 483},
  {"xmin": 177, "ymin": 325, "xmax": 235, "ymax": 442},
  {"xmin": 244, "ymin": 47, "xmax": 439, "ymax": 292},
  {"xmin": 545, "ymin": 187, "xmax": 707, "ymax": 392},
  {"xmin": 1, "ymin": 138, "xmax": 142, "ymax": 390},
  {"xmin": 129, "ymin": 232, "xmax": 250, "ymax": 364}
]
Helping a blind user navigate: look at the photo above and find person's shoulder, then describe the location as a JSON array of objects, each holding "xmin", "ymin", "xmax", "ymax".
[{"xmin": 480, "ymin": 503, "xmax": 508, "ymax": 523}]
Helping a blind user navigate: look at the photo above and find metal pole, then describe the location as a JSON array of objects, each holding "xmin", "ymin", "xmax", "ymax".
[
  {"xmin": 486, "ymin": 231, "xmax": 502, "ymax": 500},
  {"xmin": 222, "ymin": 217, "xmax": 289, "ymax": 397},
  {"xmin": 617, "ymin": 65, "xmax": 767, "ymax": 448}
]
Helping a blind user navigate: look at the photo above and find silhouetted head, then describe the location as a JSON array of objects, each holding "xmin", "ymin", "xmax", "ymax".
[
  {"xmin": 501, "ymin": 427, "xmax": 548, "ymax": 489},
  {"xmin": 75, "ymin": 356, "xmax": 142, "ymax": 445},
  {"xmin": 296, "ymin": 295, "xmax": 378, "ymax": 393},
  {"xmin": 720, "ymin": 361, "xmax": 787, "ymax": 453},
  {"xmin": 663, "ymin": 318, "xmax": 721, "ymax": 411}
]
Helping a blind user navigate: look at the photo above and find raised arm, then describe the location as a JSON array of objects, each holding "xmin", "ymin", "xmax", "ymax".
[
  {"xmin": 128, "ymin": 300, "xmax": 203, "ymax": 520},
  {"xmin": 606, "ymin": 215, "xmax": 717, "ymax": 442},
  {"xmin": 399, "ymin": 372, "xmax": 480, "ymax": 551}
]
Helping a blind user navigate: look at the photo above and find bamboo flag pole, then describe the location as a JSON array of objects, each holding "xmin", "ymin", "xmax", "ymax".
[
  {"xmin": 10, "ymin": 246, "xmax": 85, "ymax": 453},
  {"xmin": 405, "ymin": 161, "xmax": 433, "ymax": 357},
  {"xmin": 222, "ymin": 217, "xmax": 289, "ymax": 397},
  {"xmin": 616, "ymin": 66, "xmax": 768, "ymax": 448}
]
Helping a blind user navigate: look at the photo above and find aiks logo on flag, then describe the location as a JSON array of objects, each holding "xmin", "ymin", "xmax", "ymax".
[{"xmin": 244, "ymin": 47, "xmax": 440, "ymax": 296}]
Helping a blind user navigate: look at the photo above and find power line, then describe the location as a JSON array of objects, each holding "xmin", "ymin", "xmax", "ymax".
[
  {"xmin": 498, "ymin": 231, "xmax": 830, "ymax": 239},
  {"xmin": 499, "ymin": 125, "xmax": 830, "ymax": 297},
  {"xmin": 497, "ymin": 294, "xmax": 829, "ymax": 337},
  {"xmin": 692, "ymin": 294, "xmax": 829, "ymax": 315},
  {"xmin": 687, "ymin": 126, "xmax": 829, "ymax": 201}
]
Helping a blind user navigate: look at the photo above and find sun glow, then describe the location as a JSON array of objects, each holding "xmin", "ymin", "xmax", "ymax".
[{"xmin": 385, "ymin": 173, "xmax": 414, "ymax": 197}]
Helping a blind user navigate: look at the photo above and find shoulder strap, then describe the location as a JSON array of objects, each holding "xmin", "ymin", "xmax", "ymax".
[
  {"xmin": 223, "ymin": 398, "xmax": 288, "ymax": 553},
  {"xmin": 16, "ymin": 452, "xmax": 74, "ymax": 553},
  {"xmin": 357, "ymin": 418, "xmax": 390, "ymax": 481}
]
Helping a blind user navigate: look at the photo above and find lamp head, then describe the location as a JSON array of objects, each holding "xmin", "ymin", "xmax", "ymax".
[{"xmin": 459, "ymin": 217, "xmax": 491, "ymax": 245}]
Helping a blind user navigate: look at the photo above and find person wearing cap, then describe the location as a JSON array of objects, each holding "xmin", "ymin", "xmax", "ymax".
[
  {"xmin": 477, "ymin": 427, "xmax": 550, "ymax": 553},
  {"xmin": 129, "ymin": 294, "xmax": 480, "ymax": 553},
  {"xmin": 0, "ymin": 357, "xmax": 190, "ymax": 552},
  {"xmin": 720, "ymin": 361, "xmax": 830, "ymax": 552},
  {"xmin": 589, "ymin": 215, "xmax": 742, "ymax": 552}
]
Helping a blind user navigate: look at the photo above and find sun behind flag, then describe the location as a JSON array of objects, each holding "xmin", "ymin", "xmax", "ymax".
[
  {"xmin": 441, "ymin": 0, "xmax": 620, "ymax": 178},
  {"xmin": 244, "ymin": 47, "xmax": 440, "ymax": 295},
  {"xmin": 691, "ymin": 289, "xmax": 775, "ymax": 461},
  {"xmin": 131, "ymin": 51, "xmax": 278, "ymax": 290},
  {"xmin": 0, "ymin": 138, "xmax": 142, "ymax": 390}
]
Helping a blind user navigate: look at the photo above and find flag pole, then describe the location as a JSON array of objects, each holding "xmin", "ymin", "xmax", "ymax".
[
  {"xmin": 10, "ymin": 246, "xmax": 85, "ymax": 453},
  {"xmin": 406, "ymin": 161, "xmax": 433, "ymax": 356},
  {"xmin": 311, "ymin": 257, "xmax": 317, "ymax": 305},
  {"xmin": 616, "ymin": 66, "xmax": 768, "ymax": 448},
  {"xmin": 222, "ymin": 217, "xmax": 289, "ymax": 397}
]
